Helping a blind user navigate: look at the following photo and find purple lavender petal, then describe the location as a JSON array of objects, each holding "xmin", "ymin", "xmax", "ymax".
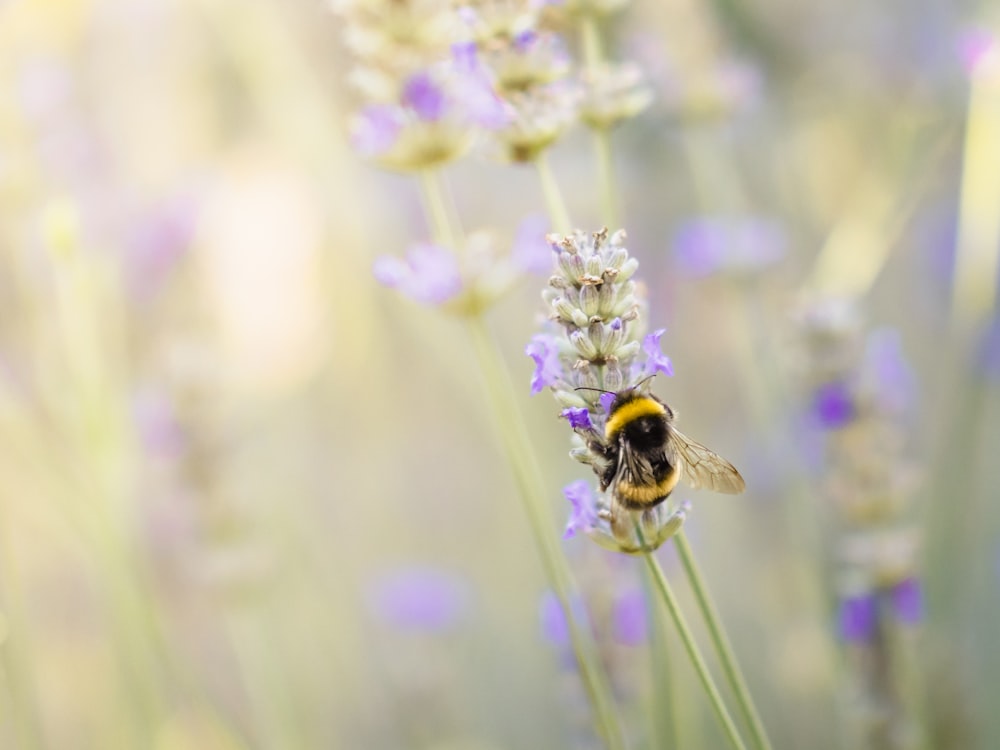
[
  {"xmin": 449, "ymin": 56, "xmax": 511, "ymax": 129},
  {"xmin": 673, "ymin": 216, "xmax": 785, "ymax": 277},
  {"xmin": 958, "ymin": 26, "xmax": 997, "ymax": 73},
  {"xmin": 366, "ymin": 567, "xmax": 470, "ymax": 632},
  {"xmin": 561, "ymin": 407, "xmax": 593, "ymax": 431},
  {"xmin": 373, "ymin": 243, "xmax": 462, "ymax": 305},
  {"xmin": 539, "ymin": 591, "xmax": 569, "ymax": 646},
  {"xmin": 402, "ymin": 72, "xmax": 446, "ymax": 121},
  {"xmin": 350, "ymin": 105, "xmax": 404, "ymax": 157},
  {"xmin": 890, "ymin": 578, "xmax": 924, "ymax": 625},
  {"xmin": 612, "ymin": 588, "xmax": 647, "ymax": 646},
  {"xmin": 563, "ymin": 480, "xmax": 598, "ymax": 539},
  {"xmin": 513, "ymin": 30, "xmax": 538, "ymax": 52},
  {"xmin": 525, "ymin": 334, "xmax": 562, "ymax": 394},
  {"xmin": 813, "ymin": 381, "xmax": 855, "ymax": 429},
  {"xmin": 599, "ymin": 392, "xmax": 617, "ymax": 414},
  {"xmin": 864, "ymin": 328, "xmax": 916, "ymax": 414},
  {"xmin": 641, "ymin": 329, "xmax": 674, "ymax": 377},
  {"xmin": 511, "ymin": 214, "xmax": 553, "ymax": 276},
  {"xmin": 838, "ymin": 593, "xmax": 877, "ymax": 643}
]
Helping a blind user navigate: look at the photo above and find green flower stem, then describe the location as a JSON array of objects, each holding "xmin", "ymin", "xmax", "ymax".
[
  {"xmin": 642, "ymin": 564, "xmax": 679, "ymax": 750},
  {"xmin": 420, "ymin": 169, "xmax": 459, "ymax": 247},
  {"xmin": 416, "ymin": 174, "xmax": 626, "ymax": 750},
  {"xmin": 640, "ymin": 539, "xmax": 748, "ymax": 750},
  {"xmin": 535, "ymin": 153, "xmax": 573, "ymax": 233},
  {"xmin": 466, "ymin": 319, "xmax": 626, "ymax": 750},
  {"xmin": 594, "ymin": 128, "xmax": 620, "ymax": 230},
  {"xmin": 579, "ymin": 15, "xmax": 620, "ymax": 229},
  {"xmin": 674, "ymin": 531, "xmax": 774, "ymax": 750}
]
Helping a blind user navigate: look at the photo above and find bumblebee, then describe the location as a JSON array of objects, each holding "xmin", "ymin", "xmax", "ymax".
[{"xmin": 588, "ymin": 387, "xmax": 745, "ymax": 540}]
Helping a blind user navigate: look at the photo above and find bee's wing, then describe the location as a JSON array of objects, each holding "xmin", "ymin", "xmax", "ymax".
[{"xmin": 667, "ymin": 428, "xmax": 745, "ymax": 494}]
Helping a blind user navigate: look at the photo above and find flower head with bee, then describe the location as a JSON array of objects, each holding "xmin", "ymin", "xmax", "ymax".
[{"xmin": 528, "ymin": 228, "xmax": 744, "ymax": 553}]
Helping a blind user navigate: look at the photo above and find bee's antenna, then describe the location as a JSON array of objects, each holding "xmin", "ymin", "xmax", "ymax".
[
  {"xmin": 632, "ymin": 374, "xmax": 657, "ymax": 391},
  {"xmin": 574, "ymin": 386, "xmax": 614, "ymax": 394}
]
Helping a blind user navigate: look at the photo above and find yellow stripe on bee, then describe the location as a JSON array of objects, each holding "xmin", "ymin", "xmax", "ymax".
[
  {"xmin": 604, "ymin": 396, "xmax": 667, "ymax": 440},
  {"xmin": 617, "ymin": 471, "xmax": 680, "ymax": 507}
]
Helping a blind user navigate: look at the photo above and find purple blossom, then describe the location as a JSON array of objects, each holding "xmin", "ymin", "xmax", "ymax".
[
  {"xmin": 612, "ymin": 588, "xmax": 647, "ymax": 646},
  {"xmin": 132, "ymin": 386, "xmax": 186, "ymax": 459},
  {"xmin": 599, "ymin": 392, "xmax": 617, "ymax": 414},
  {"xmin": 863, "ymin": 328, "xmax": 915, "ymax": 415},
  {"xmin": 539, "ymin": 591, "xmax": 569, "ymax": 646},
  {"xmin": 511, "ymin": 214, "xmax": 553, "ymax": 275},
  {"xmin": 838, "ymin": 592, "xmax": 877, "ymax": 643},
  {"xmin": 525, "ymin": 334, "xmax": 562, "ymax": 394},
  {"xmin": 563, "ymin": 480, "xmax": 598, "ymax": 539},
  {"xmin": 812, "ymin": 381, "xmax": 855, "ymax": 429},
  {"xmin": 350, "ymin": 105, "xmax": 405, "ymax": 157},
  {"xmin": 366, "ymin": 567, "xmax": 470, "ymax": 632},
  {"xmin": 449, "ymin": 48, "xmax": 511, "ymax": 129},
  {"xmin": 958, "ymin": 26, "xmax": 998, "ymax": 73},
  {"xmin": 673, "ymin": 216, "xmax": 785, "ymax": 278},
  {"xmin": 890, "ymin": 578, "xmax": 924, "ymax": 625},
  {"xmin": 561, "ymin": 407, "xmax": 593, "ymax": 431},
  {"xmin": 639, "ymin": 329, "xmax": 674, "ymax": 378},
  {"xmin": 373, "ymin": 243, "xmax": 463, "ymax": 306},
  {"xmin": 402, "ymin": 72, "xmax": 446, "ymax": 121},
  {"xmin": 125, "ymin": 194, "xmax": 197, "ymax": 301}
]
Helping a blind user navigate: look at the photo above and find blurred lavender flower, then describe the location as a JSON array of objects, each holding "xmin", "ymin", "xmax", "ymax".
[
  {"xmin": 366, "ymin": 567, "xmax": 471, "ymax": 632},
  {"xmin": 132, "ymin": 386, "xmax": 186, "ymax": 460},
  {"xmin": 348, "ymin": 58, "xmax": 510, "ymax": 171},
  {"xmin": 838, "ymin": 593, "xmax": 877, "ymax": 643},
  {"xmin": 511, "ymin": 214, "xmax": 556, "ymax": 275},
  {"xmin": 377, "ymin": 224, "xmax": 557, "ymax": 312},
  {"xmin": 812, "ymin": 380, "xmax": 856, "ymax": 429},
  {"xmin": 673, "ymin": 216, "xmax": 786, "ymax": 278},
  {"xmin": 957, "ymin": 26, "xmax": 998, "ymax": 73},
  {"xmin": 563, "ymin": 479, "xmax": 599, "ymax": 538},
  {"xmin": 578, "ymin": 62, "xmax": 653, "ymax": 131},
  {"xmin": 539, "ymin": 590, "xmax": 571, "ymax": 646},
  {"xmin": 890, "ymin": 577, "xmax": 924, "ymax": 625},
  {"xmin": 125, "ymin": 194, "xmax": 197, "ymax": 301},
  {"xmin": 373, "ymin": 242, "xmax": 463, "ymax": 305},
  {"xmin": 611, "ymin": 588, "xmax": 646, "ymax": 646}
]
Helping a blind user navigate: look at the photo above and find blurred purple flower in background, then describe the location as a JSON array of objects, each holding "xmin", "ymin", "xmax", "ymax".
[
  {"xmin": 890, "ymin": 577, "xmax": 924, "ymax": 626},
  {"xmin": 401, "ymin": 72, "xmax": 447, "ymax": 121},
  {"xmin": 132, "ymin": 386, "xmax": 186, "ymax": 460},
  {"xmin": 350, "ymin": 105, "xmax": 405, "ymax": 158},
  {"xmin": 125, "ymin": 193, "xmax": 198, "ymax": 301},
  {"xmin": 373, "ymin": 243, "xmax": 463, "ymax": 305},
  {"xmin": 838, "ymin": 593, "xmax": 877, "ymax": 643},
  {"xmin": 812, "ymin": 381, "xmax": 856, "ymax": 429},
  {"xmin": 673, "ymin": 216, "xmax": 786, "ymax": 278},
  {"xmin": 957, "ymin": 26, "xmax": 998, "ymax": 73},
  {"xmin": 612, "ymin": 588, "xmax": 647, "ymax": 646},
  {"xmin": 366, "ymin": 567, "xmax": 471, "ymax": 632},
  {"xmin": 510, "ymin": 214, "xmax": 554, "ymax": 275},
  {"xmin": 862, "ymin": 328, "xmax": 916, "ymax": 416},
  {"xmin": 539, "ymin": 590, "xmax": 570, "ymax": 646},
  {"xmin": 563, "ymin": 480, "xmax": 598, "ymax": 539}
]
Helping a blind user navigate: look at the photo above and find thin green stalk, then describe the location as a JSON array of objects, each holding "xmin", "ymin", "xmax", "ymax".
[
  {"xmin": 641, "ymin": 542, "xmax": 748, "ymax": 750},
  {"xmin": 642, "ymin": 564, "xmax": 679, "ymax": 750},
  {"xmin": 465, "ymin": 318, "xmax": 626, "ymax": 750},
  {"xmin": 535, "ymin": 153, "xmax": 572, "ymax": 233},
  {"xmin": 578, "ymin": 15, "xmax": 620, "ymax": 229},
  {"xmin": 594, "ymin": 129, "xmax": 620, "ymax": 229},
  {"xmin": 417, "ymin": 175, "xmax": 626, "ymax": 750},
  {"xmin": 419, "ymin": 169, "xmax": 458, "ymax": 247},
  {"xmin": 674, "ymin": 531, "xmax": 773, "ymax": 750}
]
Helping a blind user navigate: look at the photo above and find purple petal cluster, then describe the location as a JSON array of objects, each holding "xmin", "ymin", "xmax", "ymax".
[
  {"xmin": 639, "ymin": 329, "xmax": 674, "ymax": 378},
  {"xmin": 366, "ymin": 567, "xmax": 470, "ymax": 632},
  {"xmin": 373, "ymin": 243, "xmax": 463, "ymax": 306},
  {"xmin": 525, "ymin": 334, "xmax": 563, "ymax": 394},
  {"xmin": 562, "ymin": 480, "xmax": 598, "ymax": 539}
]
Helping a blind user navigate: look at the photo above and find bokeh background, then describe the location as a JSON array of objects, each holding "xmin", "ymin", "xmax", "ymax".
[{"xmin": 1, "ymin": 0, "xmax": 999, "ymax": 748}]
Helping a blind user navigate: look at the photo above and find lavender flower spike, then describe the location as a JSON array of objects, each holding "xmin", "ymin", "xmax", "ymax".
[{"xmin": 528, "ymin": 228, "xmax": 696, "ymax": 553}]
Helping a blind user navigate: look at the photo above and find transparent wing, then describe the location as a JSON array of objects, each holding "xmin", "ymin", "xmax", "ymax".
[{"xmin": 667, "ymin": 428, "xmax": 745, "ymax": 494}]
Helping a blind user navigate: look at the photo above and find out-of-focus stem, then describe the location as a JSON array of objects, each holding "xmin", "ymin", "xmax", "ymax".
[
  {"xmin": 579, "ymin": 15, "xmax": 620, "ymax": 229},
  {"xmin": 674, "ymin": 531, "xmax": 773, "ymax": 750},
  {"xmin": 417, "ymin": 174, "xmax": 626, "ymax": 750},
  {"xmin": 641, "ymin": 546, "xmax": 748, "ymax": 750},
  {"xmin": 535, "ymin": 153, "xmax": 573, "ymax": 233}
]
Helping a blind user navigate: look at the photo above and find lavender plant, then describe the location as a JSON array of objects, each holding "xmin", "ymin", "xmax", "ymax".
[
  {"xmin": 795, "ymin": 299, "xmax": 924, "ymax": 749},
  {"xmin": 529, "ymin": 227, "xmax": 773, "ymax": 750}
]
